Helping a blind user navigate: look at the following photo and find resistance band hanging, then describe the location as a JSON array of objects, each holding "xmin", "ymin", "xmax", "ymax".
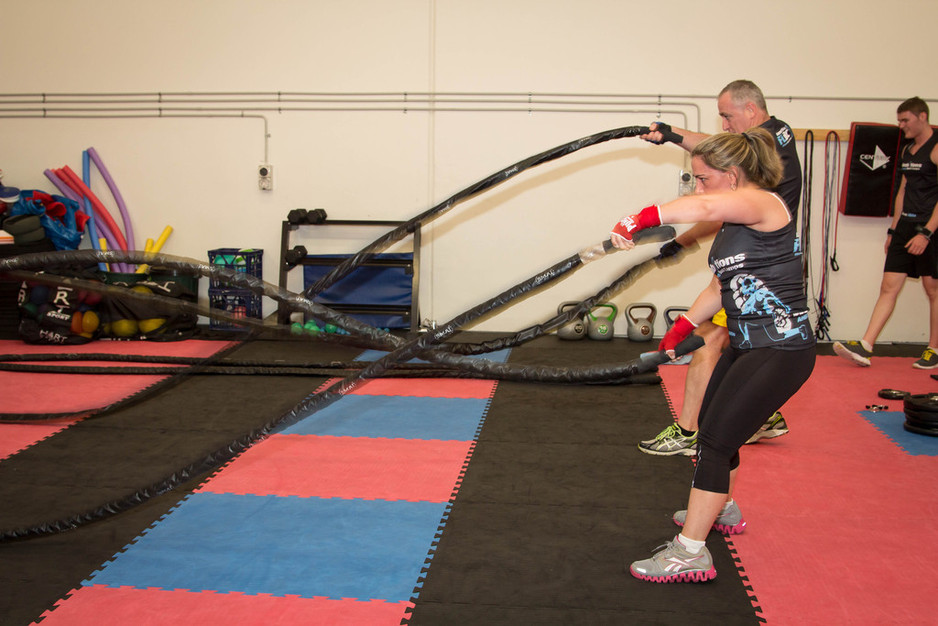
[
  {"xmin": 815, "ymin": 131, "xmax": 842, "ymax": 340},
  {"xmin": 800, "ymin": 130, "xmax": 814, "ymax": 285}
]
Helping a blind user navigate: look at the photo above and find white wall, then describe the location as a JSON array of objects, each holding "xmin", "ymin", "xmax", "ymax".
[{"xmin": 1, "ymin": 0, "xmax": 935, "ymax": 343}]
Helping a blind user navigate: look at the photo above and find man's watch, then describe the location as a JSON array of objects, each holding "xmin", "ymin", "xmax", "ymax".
[
  {"xmin": 887, "ymin": 228, "xmax": 896, "ymax": 236},
  {"xmin": 915, "ymin": 225, "xmax": 933, "ymax": 239}
]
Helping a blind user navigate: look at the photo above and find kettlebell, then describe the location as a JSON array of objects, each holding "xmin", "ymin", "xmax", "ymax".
[
  {"xmin": 557, "ymin": 301, "xmax": 587, "ymax": 340},
  {"xmin": 626, "ymin": 302, "xmax": 657, "ymax": 342},
  {"xmin": 664, "ymin": 306, "xmax": 690, "ymax": 329},
  {"xmin": 587, "ymin": 303, "xmax": 617, "ymax": 340}
]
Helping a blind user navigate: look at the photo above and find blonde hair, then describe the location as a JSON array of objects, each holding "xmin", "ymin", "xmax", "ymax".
[{"xmin": 692, "ymin": 128, "xmax": 783, "ymax": 190}]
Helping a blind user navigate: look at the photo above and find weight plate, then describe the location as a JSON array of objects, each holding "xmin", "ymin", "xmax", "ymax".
[
  {"xmin": 903, "ymin": 393, "xmax": 938, "ymax": 413},
  {"xmin": 878, "ymin": 388, "xmax": 910, "ymax": 400},
  {"xmin": 903, "ymin": 408, "xmax": 938, "ymax": 426},
  {"xmin": 903, "ymin": 421, "xmax": 938, "ymax": 437}
]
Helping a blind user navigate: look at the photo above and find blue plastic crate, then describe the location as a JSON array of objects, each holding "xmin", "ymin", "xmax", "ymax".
[{"xmin": 208, "ymin": 287, "xmax": 262, "ymax": 330}]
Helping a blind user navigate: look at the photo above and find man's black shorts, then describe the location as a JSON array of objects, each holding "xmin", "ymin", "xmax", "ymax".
[{"xmin": 885, "ymin": 220, "xmax": 938, "ymax": 278}]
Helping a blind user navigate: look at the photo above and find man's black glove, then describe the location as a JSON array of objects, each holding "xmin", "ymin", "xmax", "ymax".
[{"xmin": 658, "ymin": 239, "xmax": 684, "ymax": 258}]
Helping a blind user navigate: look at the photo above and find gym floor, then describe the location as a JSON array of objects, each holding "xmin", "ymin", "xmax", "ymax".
[{"xmin": 0, "ymin": 333, "xmax": 936, "ymax": 625}]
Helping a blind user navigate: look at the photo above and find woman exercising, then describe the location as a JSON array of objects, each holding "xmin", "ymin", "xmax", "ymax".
[{"xmin": 610, "ymin": 128, "xmax": 816, "ymax": 582}]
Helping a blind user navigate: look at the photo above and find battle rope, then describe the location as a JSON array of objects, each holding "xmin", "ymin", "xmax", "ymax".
[
  {"xmin": 0, "ymin": 241, "xmax": 702, "ymax": 540},
  {"xmin": 1, "ymin": 227, "xmax": 672, "ymax": 373},
  {"xmin": 304, "ymin": 125, "xmax": 668, "ymax": 298}
]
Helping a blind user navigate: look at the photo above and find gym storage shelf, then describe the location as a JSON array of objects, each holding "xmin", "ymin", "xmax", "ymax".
[{"xmin": 277, "ymin": 219, "xmax": 420, "ymax": 330}]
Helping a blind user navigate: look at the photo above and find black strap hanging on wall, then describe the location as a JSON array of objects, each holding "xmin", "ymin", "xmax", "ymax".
[
  {"xmin": 815, "ymin": 131, "xmax": 842, "ymax": 340},
  {"xmin": 800, "ymin": 130, "xmax": 814, "ymax": 285}
]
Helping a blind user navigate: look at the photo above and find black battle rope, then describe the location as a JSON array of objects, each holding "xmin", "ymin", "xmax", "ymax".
[
  {"xmin": 424, "ymin": 226, "xmax": 677, "ymax": 356},
  {"xmin": 0, "ymin": 340, "xmax": 246, "ymax": 423},
  {"xmin": 0, "ymin": 240, "xmax": 701, "ymax": 540},
  {"xmin": 304, "ymin": 124, "xmax": 680, "ymax": 298},
  {"xmin": 0, "ymin": 230, "xmax": 671, "ymax": 374},
  {"xmin": 0, "ymin": 362, "xmax": 663, "ymax": 385},
  {"xmin": 0, "ymin": 243, "xmax": 671, "ymax": 424}
]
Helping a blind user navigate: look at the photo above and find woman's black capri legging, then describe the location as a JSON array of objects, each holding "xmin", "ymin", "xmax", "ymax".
[{"xmin": 693, "ymin": 344, "xmax": 816, "ymax": 493}]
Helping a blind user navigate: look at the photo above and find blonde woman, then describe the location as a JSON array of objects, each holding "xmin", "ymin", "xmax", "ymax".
[{"xmin": 612, "ymin": 129, "xmax": 815, "ymax": 582}]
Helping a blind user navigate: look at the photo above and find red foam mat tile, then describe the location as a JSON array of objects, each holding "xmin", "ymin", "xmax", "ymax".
[
  {"xmin": 37, "ymin": 584, "xmax": 412, "ymax": 625},
  {"xmin": 336, "ymin": 376, "xmax": 497, "ymax": 399},
  {"xmin": 660, "ymin": 356, "xmax": 938, "ymax": 623},
  {"xmin": 198, "ymin": 434, "xmax": 474, "ymax": 502},
  {"xmin": 0, "ymin": 339, "xmax": 235, "ymax": 414}
]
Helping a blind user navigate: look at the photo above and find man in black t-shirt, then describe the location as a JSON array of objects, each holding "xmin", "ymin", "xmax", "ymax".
[
  {"xmin": 637, "ymin": 79, "xmax": 802, "ymax": 457},
  {"xmin": 834, "ymin": 97, "xmax": 938, "ymax": 369}
]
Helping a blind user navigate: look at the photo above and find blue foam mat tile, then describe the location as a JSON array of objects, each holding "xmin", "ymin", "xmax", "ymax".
[
  {"xmin": 83, "ymin": 493, "xmax": 448, "ymax": 602},
  {"xmin": 861, "ymin": 410, "xmax": 938, "ymax": 456},
  {"xmin": 276, "ymin": 395, "xmax": 489, "ymax": 440}
]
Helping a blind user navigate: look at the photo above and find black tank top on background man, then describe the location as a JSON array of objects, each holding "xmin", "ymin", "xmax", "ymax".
[
  {"xmin": 898, "ymin": 131, "xmax": 938, "ymax": 223},
  {"xmin": 760, "ymin": 116, "xmax": 802, "ymax": 219}
]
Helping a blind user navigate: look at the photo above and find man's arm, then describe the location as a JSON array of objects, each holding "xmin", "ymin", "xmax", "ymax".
[{"xmin": 640, "ymin": 123, "xmax": 709, "ymax": 152}]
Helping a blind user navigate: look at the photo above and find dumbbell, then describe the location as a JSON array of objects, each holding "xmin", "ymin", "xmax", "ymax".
[
  {"xmin": 283, "ymin": 245, "xmax": 308, "ymax": 268},
  {"xmin": 287, "ymin": 208, "xmax": 329, "ymax": 225},
  {"xmin": 287, "ymin": 208, "xmax": 309, "ymax": 225}
]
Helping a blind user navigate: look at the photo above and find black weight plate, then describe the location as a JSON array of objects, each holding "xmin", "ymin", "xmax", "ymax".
[
  {"xmin": 905, "ymin": 416, "xmax": 938, "ymax": 430},
  {"xmin": 903, "ymin": 421, "xmax": 938, "ymax": 437},
  {"xmin": 905, "ymin": 407, "xmax": 938, "ymax": 423},
  {"xmin": 878, "ymin": 388, "xmax": 910, "ymax": 400},
  {"xmin": 903, "ymin": 393, "xmax": 938, "ymax": 413}
]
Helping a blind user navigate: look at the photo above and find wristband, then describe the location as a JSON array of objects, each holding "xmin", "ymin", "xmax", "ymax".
[
  {"xmin": 915, "ymin": 225, "xmax": 933, "ymax": 239},
  {"xmin": 611, "ymin": 205, "xmax": 663, "ymax": 240},
  {"xmin": 887, "ymin": 228, "xmax": 896, "ymax": 236},
  {"xmin": 658, "ymin": 314, "xmax": 697, "ymax": 353}
]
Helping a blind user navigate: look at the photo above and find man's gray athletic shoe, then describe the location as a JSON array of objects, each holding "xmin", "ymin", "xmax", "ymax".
[
  {"xmin": 833, "ymin": 340, "xmax": 872, "ymax": 367},
  {"xmin": 629, "ymin": 536, "xmax": 717, "ymax": 583},
  {"xmin": 746, "ymin": 411, "xmax": 789, "ymax": 444},
  {"xmin": 638, "ymin": 423, "xmax": 697, "ymax": 456},
  {"xmin": 673, "ymin": 500, "xmax": 746, "ymax": 535},
  {"xmin": 913, "ymin": 347, "xmax": 938, "ymax": 370}
]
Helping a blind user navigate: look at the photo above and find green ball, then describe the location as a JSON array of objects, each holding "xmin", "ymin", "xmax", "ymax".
[
  {"xmin": 323, "ymin": 323, "xmax": 337, "ymax": 333},
  {"xmin": 290, "ymin": 322, "xmax": 304, "ymax": 335},
  {"xmin": 303, "ymin": 321, "xmax": 321, "ymax": 334}
]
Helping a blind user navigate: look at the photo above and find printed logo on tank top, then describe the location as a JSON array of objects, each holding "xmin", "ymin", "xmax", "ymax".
[
  {"xmin": 709, "ymin": 252, "xmax": 746, "ymax": 275},
  {"xmin": 775, "ymin": 126, "xmax": 793, "ymax": 147}
]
